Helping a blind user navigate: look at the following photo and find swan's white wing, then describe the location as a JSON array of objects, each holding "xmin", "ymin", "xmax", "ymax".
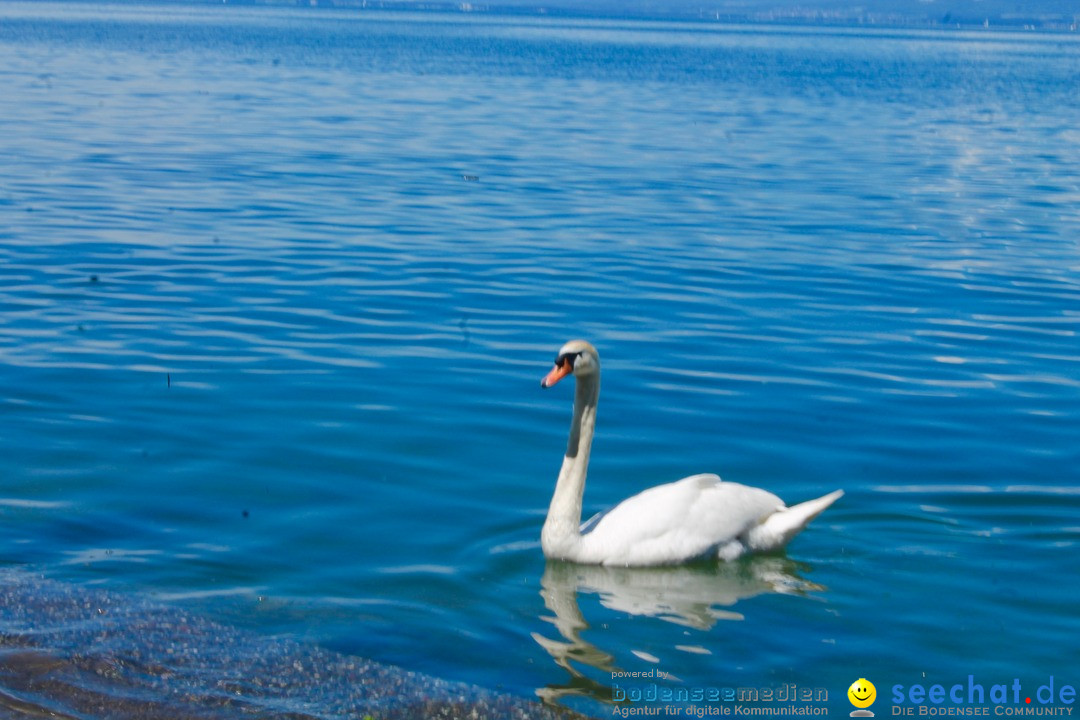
[
  {"xmin": 578, "ymin": 474, "xmax": 784, "ymax": 566},
  {"xmin": 579, "ymin": 509, "xmax": 607, "ymax": 535}
]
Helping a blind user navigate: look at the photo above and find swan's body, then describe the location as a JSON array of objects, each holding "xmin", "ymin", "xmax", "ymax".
[{"xmin": 540, "ymin": 340, "xmax": 842, "ymax": 567}]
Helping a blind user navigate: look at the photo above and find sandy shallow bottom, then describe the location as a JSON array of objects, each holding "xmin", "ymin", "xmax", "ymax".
[{"xmin": 0, "ymin": 569, "xmax": 589, "ymax": 720}]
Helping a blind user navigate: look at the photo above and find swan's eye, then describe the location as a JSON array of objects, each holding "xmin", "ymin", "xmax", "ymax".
[{"xmin": 554, "ymin": 351, "xmax": 581, "ymax": 370}]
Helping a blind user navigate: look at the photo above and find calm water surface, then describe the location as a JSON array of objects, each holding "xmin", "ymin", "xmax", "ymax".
[{"xmin": 1, "ymin": 3, "xmax": 1079, "ymax": 717}]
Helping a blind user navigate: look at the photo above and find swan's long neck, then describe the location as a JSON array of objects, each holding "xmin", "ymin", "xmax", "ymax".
[{"xmin": 542, "ymin": 372, "xmax": 599, "ymax": 558}]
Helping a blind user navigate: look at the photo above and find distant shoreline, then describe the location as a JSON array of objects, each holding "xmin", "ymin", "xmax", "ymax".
[{"xmin": 56, "ymin": 0, "xmax": 1080, "ymax": 32}]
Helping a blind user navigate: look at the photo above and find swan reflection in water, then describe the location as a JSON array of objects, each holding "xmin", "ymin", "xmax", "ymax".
[{"xmin": 531, "ymin": 557, "xmax": 825, "ymax": 706}]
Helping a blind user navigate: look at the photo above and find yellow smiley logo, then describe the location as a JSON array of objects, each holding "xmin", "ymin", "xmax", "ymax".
[{"xmin": 848, "ymin": 678, "xmax": 877, "ymax": 709}]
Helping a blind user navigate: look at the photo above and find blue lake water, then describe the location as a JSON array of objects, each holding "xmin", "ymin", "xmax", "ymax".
[{"xmin": 1, "ymin": 3, "xmax": 1079, "ymax": 717}]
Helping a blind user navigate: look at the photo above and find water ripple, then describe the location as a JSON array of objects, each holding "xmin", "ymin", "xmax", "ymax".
[{"xmin": 1, "ymin": 4, "xmax": 1079, "ymax": 716}]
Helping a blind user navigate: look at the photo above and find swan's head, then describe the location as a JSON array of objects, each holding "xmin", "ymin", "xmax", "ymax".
[{"xmin": 541, "ymin": 339, "xmax": 599, "ymax": 388}]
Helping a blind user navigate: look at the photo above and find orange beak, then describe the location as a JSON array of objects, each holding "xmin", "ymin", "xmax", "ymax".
[{"xmin": 541, "ymin": 362, "xmax": 572, "ymax": 388}]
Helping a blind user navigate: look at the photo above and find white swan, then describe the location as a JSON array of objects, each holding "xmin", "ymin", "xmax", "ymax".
[{"xmin": 540, "ymin": 340, "xmax": 843, "ymax": 566}]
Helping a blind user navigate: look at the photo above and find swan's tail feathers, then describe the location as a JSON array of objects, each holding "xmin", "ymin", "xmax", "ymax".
[{"xmin": 745, "ymin": 489, "xmax": 844, "ymax": 553}]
